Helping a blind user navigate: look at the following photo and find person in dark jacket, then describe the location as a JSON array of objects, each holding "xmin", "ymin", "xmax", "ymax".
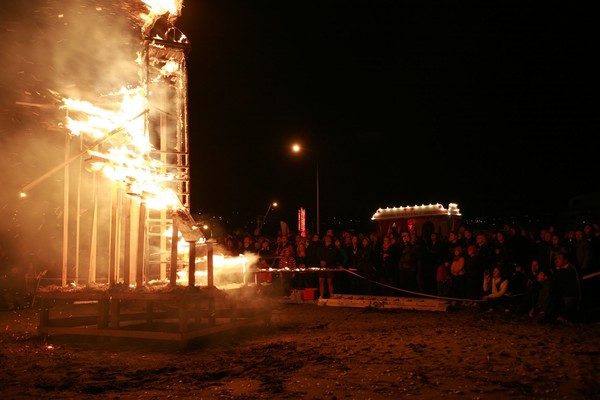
[
  {"xmin": 354, "ymin": 237, "xmax": 376, "ymax": 295},
  {"xmin": 552, "ymin": 252, "xmax": 581, "ymax": 323},
  {"xmin": 375, "ymin": 236, "xmax": 399, "ymax": 296},
  {"xmin": 316, "ymin": 235, "xmax": 341, "ymax": 299}
]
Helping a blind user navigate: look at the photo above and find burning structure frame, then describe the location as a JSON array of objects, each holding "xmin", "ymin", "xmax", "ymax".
[{"xmin": 30, "ymin": 2, "xmax": 270, "ymax": 345}]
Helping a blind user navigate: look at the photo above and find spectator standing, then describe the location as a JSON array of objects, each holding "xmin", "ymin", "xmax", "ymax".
[
  {"xmin": 463, "ymin": 244, "xmax": 482, "ymax": 300},
  {"xmin": 476, "ymin": 233, "xmax": 495, "ymax": 275},
  {"xmin": 552, "ymin": 252, "xmax": 581, "ymax": 323},
  {"xmin": 436, "ymin": 259, "xmax": 452, "ymax": 297},
  {"xmin": 276, "ymin": 246, "xmax": 297, "ymax": 297},
  {"xmin": 346, "ymin": 235, "xmax": 362, "ymax": 294},
  {"xmin": 316, "ymin": 235, "xmax": 340, "ymax": 299},
  {"xmin": 493, "ymin": 231, "xmax": 515, "ymax": 271},
  {"xmin": 304, "ymin": 234, "xmax": 321, "ymax": 289},
  {"xmin": 421, "ymin": 218, "xmax": 435, "ymax": 244},
  {"xmin": 275, "ymin": 235, "xmax": 292, "ymax": 258},
  {"xmin": 258, "ymin": 240, "xmax": 275, "ymax": 268},
  {"xmin": 422, "ymin": 232, "xmax": 446, "ymax": 295},
  {"xmin": 574, "ymin": 229, "xmax": 592, "ymax": 274},
  {"xmin": 513, "ymin": 227, "xmax": 536, "ymax": 268},
  {"xmin": 450, "ymin": 245, "xmax": 466, "ymax": 299},
  {"xmin": 460, "ymin": 228, "xmax": 476, "ymax": 249},
  {"xmin": 240, "ymin": 235, "xmax": 255, "ymax": 254},
  {"xmin": 445, "ymin": 231, "xmax": 461, "ymax": 262},
  {"xmin": 334, "ymin": 237, "xmax": 350, "ymax": 293},
  {"xmin": 536, "ymin": 230, "xmax": 553, "ymax": 272},
  {"xmin": 398, "ymin": 231, "xmax": 419, "ymax": 292},
  {"xmin": 549, "ymin": 234, "xmax": 567, "ymax": 273},
  {"xmin": 355, "ymin": 237, "xmax": 376, "ymax": 295},
  {"xmin": 588, "ymin": 224, "xmax": 600, "ymax": 272},
  {"xmin": 375, "ymin": 236, "xmax": 398, "ymax": 296},
  {"xmin": 508, "ymin": 264, "xmax": 529, "ymax": 313},
  {"xmin": 523, "ymin": 260, "xmax": 542, "ymax": 311},
  {"xmin": 292, "ymin": 242, "xmax": 309, "ymax": 291},
  {"xmin": 305, "ymin": 234, "xmax": 321, "ymax": 267},
  {"xmin": 224, "ymin": 236, "xmax": 238, "ymax": 257}
]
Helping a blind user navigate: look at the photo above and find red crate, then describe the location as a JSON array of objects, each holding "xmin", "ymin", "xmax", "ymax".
[{"xmin": 302, "ymin": 288, "xmax": 318, "ymax": 300}]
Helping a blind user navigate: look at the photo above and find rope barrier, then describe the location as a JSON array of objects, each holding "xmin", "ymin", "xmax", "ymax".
[
  {"xmin": 343, "ymin": 269, "xmax": 489, "ymax": 303},
  {"xmin": 343, "ymin": 267, "xmax": 600, "ymax": 302},
  {"xmin": 583, "ymin": 271, "xmax": 600, "ymax": 280}
]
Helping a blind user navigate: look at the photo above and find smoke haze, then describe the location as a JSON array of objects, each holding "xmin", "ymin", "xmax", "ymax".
[{"xmin": 0, "ymin": 1, "xmax": 150, "ymax": 280}]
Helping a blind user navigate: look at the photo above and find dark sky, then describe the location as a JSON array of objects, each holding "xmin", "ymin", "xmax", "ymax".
[
  {"xmin": 177, "ymin": 1, "xmax": 599, "ymax": 228},
  {"xmin": 1, "ymin": 1, "xmax": 598, "ymax": 234}
]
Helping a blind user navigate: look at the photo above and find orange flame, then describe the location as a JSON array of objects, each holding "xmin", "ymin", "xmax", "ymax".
[
  {"xmin": 140, "ymin": 0, "xmax": 183, "ymax": 34},
  {"xmin": 62, "ymin": 86, "xmax": 181, "ymax": 209},
  {"xmin": 142, "ymin": 0, "xmax": 183, "ymax": 17},
  {"xmin": 58, "ymin": 1, "xmax": 187, "ymax": 211}
]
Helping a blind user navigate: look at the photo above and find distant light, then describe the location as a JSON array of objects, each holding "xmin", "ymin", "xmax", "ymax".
[{"xmin": 19, "ymin": 192, "xmax": 27, "ymax": 198}]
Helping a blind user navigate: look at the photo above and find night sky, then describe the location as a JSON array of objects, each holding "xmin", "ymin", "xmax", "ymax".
[
  {"xmin": 177, "ymin": 1, "xmax": 599, "ymax": 230},
  {"xmin": 1, "ymin": 1, "xmax": 598, "ymax": 235}
]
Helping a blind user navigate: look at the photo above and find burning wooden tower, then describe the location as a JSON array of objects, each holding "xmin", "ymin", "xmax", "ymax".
[
  {"xmin": 27, "ymin": 1, "xmax": 271, "ymax": 345},
  {"xmin": 138, "ymin": 8, "xmax": 203, "ymax": 288},
  {"xmin": 21, "ymin": 1, "xmax": 204, "ymax": 289}
]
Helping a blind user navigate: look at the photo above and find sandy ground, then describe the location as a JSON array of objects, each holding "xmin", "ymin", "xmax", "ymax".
[{"xmin": 1, "ymin": 297, "xmax": 600, "ymax": 400}]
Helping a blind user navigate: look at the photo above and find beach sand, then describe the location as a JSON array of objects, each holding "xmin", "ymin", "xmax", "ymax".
[{"xmin": 1, "ymin": 298, "xmax": 599, "ymax": 399}]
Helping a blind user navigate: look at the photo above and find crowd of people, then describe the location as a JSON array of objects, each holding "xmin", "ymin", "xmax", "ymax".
[
  {"xmin": 218, "ymin": 222, "xmax": 600, "ymax": 324},
  {"xmin": 2, "ymin": 218, "xmax": 599, "ymax": 323}
]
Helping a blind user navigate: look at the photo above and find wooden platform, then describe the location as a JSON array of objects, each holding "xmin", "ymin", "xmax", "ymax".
[
  {"xmin": 37, "ymin": 287, "xmax": 272, "ymax": 347},
  {"xmin": 317, "ymin": 295, "xmax": 449, "ymax": 312}
]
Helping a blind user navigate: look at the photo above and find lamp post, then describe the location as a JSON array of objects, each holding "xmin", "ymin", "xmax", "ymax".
[
  {"xmin": 202, "ymin": 224, "xmax": 213, "ymax": 240},
  {"xmin": 292, "ymin": 144, "xmax": 320, "ymax": 236},
  {"xmin": 260, "ymin": 202, "xmax": 278, "ymax": 233}
]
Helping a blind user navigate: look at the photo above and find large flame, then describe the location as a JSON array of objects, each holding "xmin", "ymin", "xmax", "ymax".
[
  {"xmin": 140, "ymin": 0, "xmax": 184, "ymax": 35},
  {"xmin": 62, "ymin": 86, "xmax": 180, "ymax": 210},
  {"xmin": 175, "ymin": 253, "xmax": 254, "ymax": 289},
  {"xmin": 142, "ymin": 0, "xmax": 183, "ymax": 17},
  {"xmin": 59, "ymin": 2, "xmax": 187, "ymax": 211}
]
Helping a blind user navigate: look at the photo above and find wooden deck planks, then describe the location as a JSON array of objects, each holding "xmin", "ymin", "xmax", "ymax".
[{"xmin": 317, "ymin": 295, "xmax": 449, "ymax": 311}]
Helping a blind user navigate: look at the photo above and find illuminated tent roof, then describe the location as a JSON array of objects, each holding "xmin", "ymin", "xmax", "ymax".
[{"xmin": 371, "ymin": 203, "xmax": 461, "ymax": 220}]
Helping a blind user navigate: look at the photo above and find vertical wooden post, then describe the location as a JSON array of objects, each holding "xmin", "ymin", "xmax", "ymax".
[
  {"xmin": 123, "ymin": 197, "xmax": 132, "ymax": 287},
  {"xmin": 136, "ymin": 200, "xmax": 146, "ymax": 289},
  {"xmin": 114, "ymin": 190, "xmax": 122, "ymax": 283},
  {"xmin": 110, "ymin": 298, "xmax": 120, "ymax": 329},
  {"xmin": 74, "ymin": 136, "xmax": 83, "ymax": 286},
  {"xmin": 207, "ymin": 239, "xmax": 214, "ymax": 288},
  {"xmin": 98, "ymin": 297, "xmax": 109, "ymax": 329},
  {"xmin": 109, "ymin": 186, "xmax": 119, "ymax": 287},
  {"xmin": 188, "ymin": 241, "xmax": 196, "ymax": 287},
  {"xmin": 62, "ymin": 134, "xmax": 70, "ymax": 287},
  {"xmin": 88, "ymin": 173, "xmax": 98, "ymax": 285},
  {"xmin": 170, "ymin": 219, "xmax": 179, "ymax": 286}
]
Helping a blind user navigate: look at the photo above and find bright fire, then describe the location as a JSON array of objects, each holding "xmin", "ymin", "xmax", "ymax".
[
  {"xmin": 59, "ymin": 2, "xmax": 186, "ymax": 211},
  {"xmin": 158, "ymin": 228, "xmax": 253, "ymax": 288},
  {"xmin": 176, "ymin": 253, "xmax": 254, "ymax": 289},
  {"xmin": 140, "ymin": 0, "xmax": 184, "ymax": 34},
  {"xmin": 142, "ymin": 0, "xmax": 183, "ymax": 18}
]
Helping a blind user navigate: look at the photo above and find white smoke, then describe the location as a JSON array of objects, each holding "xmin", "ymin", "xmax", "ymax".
[{"xmin": 0, "ymin": 1, "xmax": 151, "ymax": 280}]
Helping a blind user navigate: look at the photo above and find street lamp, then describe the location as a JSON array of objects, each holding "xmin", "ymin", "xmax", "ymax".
[
  {"xmin": 260, "ymin": 202, "xmax": 278, "ymax": 233},
  {"xmin": 202, "ymin": 224, "xmax": 213, "ymax": 240},
  {"xmin": 292, "ymin": 144, "xmax": 320, "ymax": 236}
]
